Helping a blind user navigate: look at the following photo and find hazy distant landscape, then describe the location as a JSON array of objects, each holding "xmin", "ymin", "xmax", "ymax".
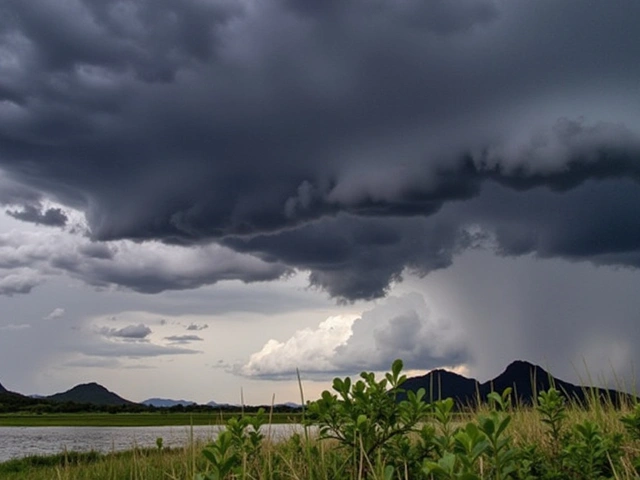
[{"xmin": 1, "ymin": 360, "xmax": 635, "ymax": 421}]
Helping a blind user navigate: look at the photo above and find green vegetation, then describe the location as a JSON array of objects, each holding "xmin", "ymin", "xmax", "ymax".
[
  {"xmin": 0, "ymin": 412, "xmax": 301, "ymax": 427},
  {"xmin": 3, "ymin": 360, "xmax": 640, "ymax": 479}
]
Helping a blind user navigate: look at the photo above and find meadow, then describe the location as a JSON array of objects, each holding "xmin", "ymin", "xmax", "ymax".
[{"xmin": 1, "ymin": 360, "xmax": 639, "ymax": 479}]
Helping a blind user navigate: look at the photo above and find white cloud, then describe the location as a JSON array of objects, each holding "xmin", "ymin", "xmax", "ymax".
[
  {"xmin": 240, "ymin": 293, "xmax": 471, "ymax": 380},
  {"xmin": 239, "ymin": 314, "xmax": 358, "ymax": 379},
  {"xmin": 43, "ymin": 307, "xmax": 65, "ymax": 320}
]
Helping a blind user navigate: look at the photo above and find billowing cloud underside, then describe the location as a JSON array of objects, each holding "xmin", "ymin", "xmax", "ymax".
[
  {"xmin": 1, "ymin": 0, "xmax": 639, "ymax": 300},
  {"xmin": 240, "ymin": 293, "xmax": 469, "ymax": 379}
]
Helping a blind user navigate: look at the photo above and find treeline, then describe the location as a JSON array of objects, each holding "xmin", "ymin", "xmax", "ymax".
[{"xmin": 0, "ymin": 392, "xmax": 301, "ymax": 415}]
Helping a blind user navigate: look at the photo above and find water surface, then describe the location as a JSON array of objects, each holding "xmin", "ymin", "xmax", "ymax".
[{"xmin": 0, "ymin": 424, "xmax": 300, "ymax": 463}]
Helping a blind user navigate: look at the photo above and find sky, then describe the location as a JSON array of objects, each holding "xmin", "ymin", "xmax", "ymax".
[{"xmin": 1, "ymin": 0, "xmax": 639, "ymax": 404}]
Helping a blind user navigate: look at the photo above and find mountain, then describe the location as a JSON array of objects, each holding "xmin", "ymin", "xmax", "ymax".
[
  {"xmin": 401, "ymin": 360, "xmax": 634, "ymax": 407},
  {"xmin": 46, "ymin": 382, "xmax": 136, "ymax": 406},
  {"xmin": 0, "ymin": 381, "xmax": 7, "ymax": 393},
  {"xmin": 477, "ymin": 360, "xmax": 627, "ymax": 406},
  {"xmin": 398, "ymin": 369, "xmax": 480, "ymax": 404},
  {"xmin": 0, "ymin": 388, "xmax": 44, "ymax": 411},
  {"xmin": 141, "ymin": 398, "xmax": 196, "ymax": 407}
]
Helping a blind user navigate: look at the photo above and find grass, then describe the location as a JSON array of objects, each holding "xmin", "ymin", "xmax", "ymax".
[
  {"xmin": 0, "ymin": 412, "xmax": 302, "ymax": 427},
  {"xmin": 2, "ymin": 403, "xmax": 639, "ymax": 479},
  {"xmin": 0, "ymin": 445, "xmax": 206, "ymax": 480}
]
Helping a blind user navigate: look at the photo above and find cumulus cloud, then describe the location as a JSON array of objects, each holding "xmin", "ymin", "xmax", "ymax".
[
  {"xmin": 0, "ymin": 1, "xmax": 639, "ymax": 300},
  {"xmin": 239, "ymin": 314, "xmax": 358, "ymax": 379},
  {"xmin": 0, "ymin": 270, "xmax": 42, "ymax": 296},
  {"xmin": 240, "ymin": 293, "xmax": 469, "ymax": 379},
  {"xmin": 43, "ymin": 307, "xmax": 65, "ymax": 320},
  {"xmin": 186, "ymin": 323, "xmax": 208, "ymax": 331},
  {"xmin": 334, "ymin": 294, "xmax": 469, "ymax": 371},
  {"xmin": 99, "ymin": 323, "xmax": 152, "ymax": 340}
]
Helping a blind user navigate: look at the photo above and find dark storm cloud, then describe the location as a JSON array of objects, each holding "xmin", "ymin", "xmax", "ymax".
[
  {"xmin": 6, "ymin": 205, "xmax": 68, "ymax": 226},
  {"xmin": 224, "ymin": 213, "xmax": 465, "ymax": 300},
  {"xmin": 1, "ymin": 0, "xmax": 640, "ymax": 300},
  {"xmin": 0, "ymin": 176, "xmax": 42, "ymax": 206}
]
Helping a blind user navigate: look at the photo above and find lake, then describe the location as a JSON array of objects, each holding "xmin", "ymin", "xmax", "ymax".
[{"xmin": 0, "ymin": 424, "xmax": 302, "ymax": 463}]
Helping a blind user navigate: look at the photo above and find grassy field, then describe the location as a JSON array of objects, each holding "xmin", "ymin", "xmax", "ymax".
[
  {"xmin": 0, "ymin": 411, "xmax": 302, "ymax": 427},
  {"xmin": 2, "ymin": 403, "xmax": 640, "ymax": 479},
  {"xmin": 0, "ymin": 445, "xmax": 210, "ymax": 480}
]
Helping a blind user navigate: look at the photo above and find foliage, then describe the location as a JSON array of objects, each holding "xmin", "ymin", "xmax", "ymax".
[
  {"xmin": 304, "ymin": 359, "xmax": 436, "ymax": 477},
  {"xmin": 620, "ymin": 403, "xmax": 640, "ymax": 441},
  {"xmin": 198, "ymin": 408, "xmax": 267, "ymax": 480}
]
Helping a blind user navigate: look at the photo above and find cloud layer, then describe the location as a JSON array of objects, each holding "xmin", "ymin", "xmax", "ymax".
[
  {"xmin": 0, "ymin": 228, "xmax": 289, "ymax": 295},
  {"xmin": 1, "ymin": 0, "xmax": 639, "ymax": 300}
]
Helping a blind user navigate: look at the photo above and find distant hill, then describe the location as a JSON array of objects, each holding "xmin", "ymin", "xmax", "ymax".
[
  {"xmin": 142, "ymin": 398, "xmax": 196, "ymax": 407},
  {"xmin": 0, "ymin": 388, "xmax": 43, "ymax": 411},
  {"xmin": 478, "ymin": 360, "xmax": 629, "ymax": 406},
  {"xmin": 0, "ymin": 381, "xmax": 7, "ymax": 393},
  {"xmin": 207, "ymin": 400, "xmax": 235, "ymax": 407},
  {"xmin": 46, "ymin": 382, "xmax": 136, "ymax": 406},
  {"xmin": 400, "ymin": 369, "xmax": 480, "ymax": 404},
  {"xmin": 401, "ymin": 360, "xmax": 634, "ymax": 407}
]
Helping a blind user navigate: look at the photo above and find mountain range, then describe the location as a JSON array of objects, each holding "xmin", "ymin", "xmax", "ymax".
[
  {"xmin": 1, "ymin": 360, "xmax": 636, "ymax": 409},
  {"xmin": 141, "ymin": 398, "xmax": 196, "ymax": 407},
  {"xmin": 399, "ymin": 360, "xmax": 633, "ymax": 407}
]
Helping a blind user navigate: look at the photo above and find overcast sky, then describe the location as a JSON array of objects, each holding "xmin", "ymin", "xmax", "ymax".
[{"xmin": 1, "ymin": 0, "xmax": 639, "ymax": 404}]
